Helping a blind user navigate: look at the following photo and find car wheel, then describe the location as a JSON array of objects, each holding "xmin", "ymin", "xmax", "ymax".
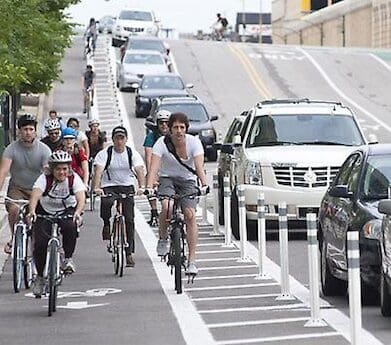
[
  {"xmin": 111, "ymin": 38, "xmax": 116, "ymax": 47},
  {"xmin": 230, "ymin": 187, "xmax": 240, "ymax": 240},
  {"xmin": 381, "ymin": 271, "xmax": 391, "ymax": 316},
  {"xmin": 207, "ymin": 148, "xmax": 218, "ymax": 162},
  {"xmin": 320, "ymin": 238, "xmax": 347, "ymax": 296},
  {"xmin": 218, "ymin": 172, "xmax": 224, "ymax": 225}
]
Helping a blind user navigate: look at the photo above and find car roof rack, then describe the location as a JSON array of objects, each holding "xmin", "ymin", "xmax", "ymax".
[
  {"xmin": 256, "ymin": 98, "xmax": 343, "ymax": 108},
  {"xmin": 160, "ymin": 94, "xmax": 199, "ymax": 102}
]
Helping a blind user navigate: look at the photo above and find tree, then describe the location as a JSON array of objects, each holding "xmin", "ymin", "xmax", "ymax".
[{"xmin": 0, "ymin": 0, "xmax": 81, "ymax": 95}]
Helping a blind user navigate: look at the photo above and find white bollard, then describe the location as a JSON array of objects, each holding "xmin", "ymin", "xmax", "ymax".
[
  {"xmin": 211, "ymin": 173, "xmax": 221, "ymax": 235},
  {"xmin": 237, "ymin": 185, "xmax": 250, "ymax": 262},
  {"xmin": 255, "ymin": 193, "xmax": 268, "ymax": 279},
  {"xmin": 222, "ymin": 175, "xmax": 234, "ymax": 247},
  {"xmin": 348, "ymin": 231, "xmax": 362, "ymax": 345},
  {"xmin": 276, "ymin": 202, "xmax": 294, "ymax": 300},
  {"xmin": 304, "ymin": 213, "xmax": 327, "ymax": 327}
]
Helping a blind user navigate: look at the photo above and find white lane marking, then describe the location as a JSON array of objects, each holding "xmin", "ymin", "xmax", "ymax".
[
  {"xmin": 370, "ymin": 53, "xmax": 391, "ymax": 73},
  {"xmin": 297, "ymin": 47, "xmax": 391, "ymax": 133},
  {"xmin": 192, "ymin": 293, "xmax": 279, "ymax": 302},
  {"xmin": 199, "ymin": 303, "xmax": 306, "ymax": 314},
  {"xmin": 198, "ymin": 265, "xmax": 256, "ymax": 271},
  {"xmin": 197, "ymin": 243, "xmax": 227, "ymax": 247},
  {"xmin": 196, "ymin": 257, "xmax": 239, "ymax": 262},
  {"xmin": 215, "ymin": 332, "xmax": 340, "ymax": 345},
  {"xmin": 196, "ymin": 249, "xmax": 240, "ymax": 254},
  {"xmin": 209, "ymin": 316, "xmax": 309, "ymax": 329},
  {"xmin": 184, "ymin": 282, "xmax": 278, "ymax": 292},
  {"xmin": 134, "ymin": 208, "xmax": 215, "ymax": 345},
  {"xmin": 187, "ymin": 273, "xmax": 258, "ymax": 281},
  {"xmin": 57, "ymin": 301, "xmax": 109, "ymax": 310}
]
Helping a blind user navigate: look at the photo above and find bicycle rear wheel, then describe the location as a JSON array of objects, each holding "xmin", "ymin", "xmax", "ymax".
[
  {"xmin": 172, "ymin": 226, "xmax": 182, "ymax": 294},
  {"xmin": 48, "ymin": 242, "xmax": 59, "ymax": 317},
  {"xmin": 13, "ymin": 227, "xmax": 24, "ymax": 293}
]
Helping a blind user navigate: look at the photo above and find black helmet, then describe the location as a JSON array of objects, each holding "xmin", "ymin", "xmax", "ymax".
[{"xmin": 17, "ymin": 113, "xmax": 37, "ymax": 129}]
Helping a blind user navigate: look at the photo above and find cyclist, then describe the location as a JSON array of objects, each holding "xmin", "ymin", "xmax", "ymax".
[
  {"xmin": 84, "ymin": 17, "xmax": 97, "ymax": 54},
  {"xmin": 41, "ymin": 118, "xmax": 63, "ymax": 152},
  {"xmin": 67, "ymin": 117, "xmax": 90, "ymax": 158},
  {"xmin": 86, "ymin": 119, "xmax": 106, "ymax": 159},
  {"xmin": 81, "ymin": 64, "xmax": 95, "ymax": 114},
  {"xmin": 143, "ymin": 110, "xmax": 171, "ymax": 226},
  {"xmin": 93, "ymin": 126, "xmax": 146, "ymax": 267},
  {"xmin": 145, "ymin": 112, "xmax": 209, "ymax": 275},
  {"xmin": 0, "ymin": 114, "xmax": 51, "ymax": 254},
  {"xmin": 214, "ymin": 13, "xmax": 228, "ymax": 40},
  {"xmin": 59, "ymin": 127, "xmax": 89, "ymax": 188},
  {"xmin": 28, "ymin": 150, "xmax": 86, "ymax": 297},
  {"xmin": 40, "ymin": 110, "xmax": 66, "ymax": 138}
]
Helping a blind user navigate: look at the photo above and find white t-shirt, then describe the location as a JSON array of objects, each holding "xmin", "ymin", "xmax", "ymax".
[
  {"xmin": 95, "ymin": 146, "xmax": 145, "ymax": 188},
  {"xmin": 77, "ymin": 131, "xmax": 88, "ymax": 147},
  {"xmin": 33, "ymin": 173, "xmax": 86, "ymax": 214},
  {"xmin": 152, "ymin": 134, "xmax": 204, "ymax": 181}
]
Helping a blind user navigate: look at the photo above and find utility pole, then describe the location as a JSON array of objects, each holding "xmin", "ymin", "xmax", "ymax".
[{"xmin": 259, "ymin": 0, "xmax": 262, "ymax": 43}]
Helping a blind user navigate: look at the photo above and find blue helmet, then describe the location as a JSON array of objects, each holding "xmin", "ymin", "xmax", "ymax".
[{"xmin": 62, "ymin": 127, "xmax": 76, "ymax": 139}]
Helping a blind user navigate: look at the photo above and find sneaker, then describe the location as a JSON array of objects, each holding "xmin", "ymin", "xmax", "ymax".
[
  {"xmin": 102, "ymin": 225, "xmax": 110, "ymax": 241},
  {"xmin": 156, "ymin": 239, "xmax": 169, "ymax": 257},
  {"xmin": 32, "ymin": 276, "xmax": 45, "ymax": 297},
  {"xmin": 90, "ymin": 101, "xmax": 94, "ymax": 106},
  {"xmin": 126, "ymin": 254, "xmax": 135, "ymax": 267},
  {"xmin": 3, "ymin": 241, "xmax": 12, "ymax": 255},
  {"xmin": 186, "ymin": 261, "xmax": 198, "ymax": 275},
  {"xmin": 62, "ymin": 258, "xmax": 76, "ymax": 274},
  {"xmin": 148, "ymin": 215, "xmax": 159, "ymax": 227}
]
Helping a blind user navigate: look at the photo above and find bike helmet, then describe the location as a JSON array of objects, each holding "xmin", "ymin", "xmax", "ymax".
[
  {"xmin": 45, "ymin": 118, "xmax": 61, "ymax": 131},
  {"xmin": 48, "ymin": 150, "xmax": 72, "ymax": 165},
  {"xmin": 156, "ymin": 109, "xmax": 171, "ymax": 122},
  {"xmin": 17, "ymin": 113, "xmax": 37, "ymax": 129},
  {"xmin": 61, "ymin": 127, "xmax": 77, "ymax": 139},
  {"xmin": 88, "ymin": 119, "xmax": 100, "ymax": 126}
]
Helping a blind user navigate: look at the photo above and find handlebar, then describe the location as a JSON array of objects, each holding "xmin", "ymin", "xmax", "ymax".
[
  {"xmin": 100, "ymin": 192, "xmax": 135, "ymax": 199},
  {"xmin": 36, "ymin": 214, "xmax": 74, "ymax": 223},
  {"xmin": 2, "ymin": 197, "xmax": 30, "ymax": 206}
]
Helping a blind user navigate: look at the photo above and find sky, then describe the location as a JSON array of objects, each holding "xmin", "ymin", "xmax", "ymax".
[{"xmin": 67, "ymin": 0, "xmax": 267, "ymax": 33}]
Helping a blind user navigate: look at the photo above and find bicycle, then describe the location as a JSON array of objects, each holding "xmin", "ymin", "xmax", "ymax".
[
  {"xmin": 101, "ymin": 193, "xmax": 134, "ymax": 277},
  {"xmin": 36, "ymin": 214, "xmax": 76, "ymax": 317},
  {"xmin": 87, "ymin": 157, "xmax": 95, "ymax": 211},
  {"xmin": 3, "ymin": 197, "xmax": 35, "ymax": 293},
  {"xmin": 84, "ymin": 86, "xmax": 93, "ymax": 119},
  {"xmin": 156, "ymin": 190, "xmax": 201, "ymax": 294}
]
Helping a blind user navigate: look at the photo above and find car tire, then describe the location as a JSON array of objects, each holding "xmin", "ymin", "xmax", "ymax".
[
  {"xmin": 381, "ymin": 271, "xmax": 391, "ymax": 316},
  {"xmin": 320, "ymin": 238, "xmax": 347, "ymax": 296},
  {"xmin": 207, "ymin": 148, "xmax": 218, "ymax": 162},
  {"xmin": 230, "ymin": 187, "xmax": 240, "ymax": 240},
  {"xmin": 111, "ymin": 38, "xmax": 117, "ymax": 47}
]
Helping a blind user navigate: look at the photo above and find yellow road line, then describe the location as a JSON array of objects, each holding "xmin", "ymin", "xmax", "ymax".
[{"xmin": 228, "ymin": 44, "xmax": 273, "ymax": 99}]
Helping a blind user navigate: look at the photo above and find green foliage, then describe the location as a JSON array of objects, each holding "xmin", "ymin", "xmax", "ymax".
[{"xmin": 0, "ymin": 0, "xmax": 80, "ymax": 94}]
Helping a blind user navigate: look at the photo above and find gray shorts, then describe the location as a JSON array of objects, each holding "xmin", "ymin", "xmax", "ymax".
[{"xmin": 158, "ymin": 177, "xmax": 198, "ymax": 209}]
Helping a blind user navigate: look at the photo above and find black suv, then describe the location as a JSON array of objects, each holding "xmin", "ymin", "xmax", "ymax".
[{"xmin": 145, "ymin": 95, "xmax": 219, "ymax": 161}]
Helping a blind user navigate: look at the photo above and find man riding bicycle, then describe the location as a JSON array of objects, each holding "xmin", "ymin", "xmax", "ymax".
[
  {"xmin": 143, "ymin": 110, "xmax": 171, "ymax": 226},
  {"xmin": 41, "ymin": 118, "xmax": 63, "ymax": 152},
  {"xmin": 0, "ymin": 114, "xmax": 51, "ymax": 254},
  {"xmin": 28, "ymin": 150, "xmax": 86, "ymax": 297},
  {"xmin": 145, "ymin": 112, "xmax": 209, "ymax": 275},
  {"xmin": 93, "ymin": 126, "xmax": 146, "ymax": 267},
  {"xmin": 81, "ymin": 64, "xmax": 95, "ymax": 114}
]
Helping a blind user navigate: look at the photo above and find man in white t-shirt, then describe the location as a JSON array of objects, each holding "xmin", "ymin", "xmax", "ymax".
[
  {"xmin": 93, "ymin": 126, "xmax": 145, "ymax": 268},
  {"xmin": 146, "ymin": 112, "xmax": 209, "ymax": 276},
  {"xmin": 28, "ymin": 150, "xmax": 86, "ymax": 297}
]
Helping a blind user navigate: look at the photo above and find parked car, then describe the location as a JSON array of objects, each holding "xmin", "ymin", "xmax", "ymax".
[
  {"xmin": 116, "ymin": 50, "xmax": 169, "ymax": 91},
  {"xmin": 319, "ymin": 144, "xmax": 391, "ymax": 309},
  {"xmin": 133, "ymin": 74, "xmax": 193, "ymax": 118},
  {"xmin": 112, "ymin": 8, "xmax": 160, "ymax": 47},
  {"xmin": 146, "ymin": 95, "xmax": 219, "ymax": 161},
  {"xmin": 220, "ymin": 99, "xmax": 368, "ymax": 239},
  {"xmin": 98, "ymin": 15, "xmax": 115, "ymax": 33}
]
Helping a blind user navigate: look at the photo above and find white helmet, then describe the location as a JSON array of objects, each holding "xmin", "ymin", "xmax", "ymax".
[
  {"xmin": 88, "ymin": 119, "xmax": 100, "ymax": 126},
  {"xmin": 48, "ymin": 150, "xmax": 72, "ymax": 165},
  {"xmin": 45, "ymin": 118, "xmax": 61, "ymax": 131},
  {"xmin": 156, "ymin": 109, "xmax": 171, "ymax": 122}
]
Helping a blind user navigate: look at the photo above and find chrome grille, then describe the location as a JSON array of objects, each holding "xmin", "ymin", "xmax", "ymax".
[
  {"xmin": 272, "ymin": 166, "xmax": 340, "ymax": 188},
  {"xmin": 124, "ymin": 27, "xmax": 144, "ymax": 32}
]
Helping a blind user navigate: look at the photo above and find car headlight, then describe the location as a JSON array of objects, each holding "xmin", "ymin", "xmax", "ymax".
[
  {"xmin": 201, "ymin": 129, "xmax": 214, "ymax": 137},
  {"xmin": 363, "ymin": 219, "xmax": 382, "ymax": 240},
  {"xmin": 138, "ymin": 97, "xmax": 150, "ymax": 103},
  {"xmin": 245, "ymin": 161, "xmax": 262, "ymax": 185}
]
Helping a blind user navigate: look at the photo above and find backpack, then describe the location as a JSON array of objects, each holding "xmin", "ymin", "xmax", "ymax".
[
  {"xmin": 104, "ymin": 145, "xmax": 133, "ymax": 180},
  {"xmin": 43, "ymin": 174, "xmax": 75, "ymax": 197},
  {"xmin": 221, "ymin": 17, "xmax": 228, "ymax": 27}
]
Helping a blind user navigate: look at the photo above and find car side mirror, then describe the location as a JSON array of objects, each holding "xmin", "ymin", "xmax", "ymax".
[
  {"xmin": 221, "ymin": 143, "xmax": 234, "ymax": 155},
  {"xmin": 185, "ymin": 83, "xmax": 194, "ymax": 89},
  {"xmin": 233, "ymin": 134, "xmax": 242, "ymax": 146},
  {"xmin": 131, "ymin": 83, "xmax": 140, "ymax": 89},
  {"xmin": 211, "ymin": 115, "xmax": 218, "ymax": 121},
  {"xmin": 368, "ymin": 133, "xmax": 378, "ymax": 144},
  {"xmin": 329, "ymin": 185, "xmax": 353, "ymax": 199},
  {"xmin": 378, "ymin": 200, "xmax": 391, "ymax": 215}
]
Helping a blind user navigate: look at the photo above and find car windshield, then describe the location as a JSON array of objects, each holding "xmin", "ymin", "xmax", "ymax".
[
  {"xmin": 124, "ymin": 53, "xmax": 164, "ymax": 65},
  {"xmin": 362, "ymin": 155, "xmax": 391, "ymax": 200},
  {"xmin": 119, "ymin": 11, "xmax": 152, "ymax": 21},
  {"xmin": 160, "ymin": 104, "xmax": 209, "ymax": 122},
  {"xmin": 130, "ymin": 40, "xmax": 164, "ymax": 53},
  {"xmin": 246, "ymin": 114, "xmax": 365, "ymax": 148},
  {"xmin": 142, "ymin": 76, "xmax": 184, "ymax": 90}
]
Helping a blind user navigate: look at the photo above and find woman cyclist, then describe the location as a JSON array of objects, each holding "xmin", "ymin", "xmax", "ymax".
[
  {"xmin": 67, "ymin": 117, "xmax": 90, "ymax": 158},
  {"xmin": 28, "ymin": 151, "xmax": 86, "ymax": 297}
]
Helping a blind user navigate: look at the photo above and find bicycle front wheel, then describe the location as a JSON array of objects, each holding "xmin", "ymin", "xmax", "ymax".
[
  {"xmin": 172, "ymin": 226, "xmax": 182, "ymax": 294},
  {"xmin": 47, "ymin": 242, "xmax": 59, "ymax": 317},
  {"xmin": 13, "ymin": 226, "xmax": 24, "ymax": 293},
  {"xmin": 24, "ymin": 233, "xmax": 34, "ymax": 289},
  {"xmin": 114, "ymin": 218, "xmax": 126, "ymax": 277}
]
